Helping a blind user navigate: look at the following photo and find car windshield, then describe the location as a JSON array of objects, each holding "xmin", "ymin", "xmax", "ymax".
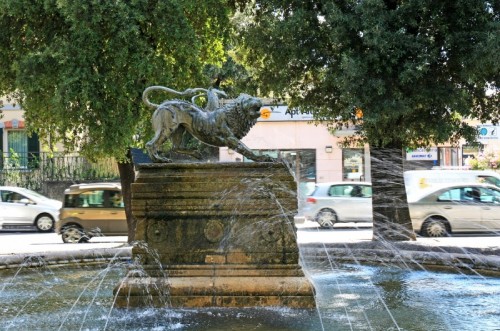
[
  {"xmin": 17, "ymin": 187, "xmax": 50, "ymax": 200},
  {"xmin": 479, "ymin": 175, "xmax": 500, "ymax": 187}
]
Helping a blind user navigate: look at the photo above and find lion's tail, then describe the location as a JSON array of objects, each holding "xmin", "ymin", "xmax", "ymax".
[
  {"xmin": 143, "ymin": 85, "xmax": 212, "ymax": 109},
  {"xmin": 143, "ymin": 86, "xmax": 176, "ymax": 109}
]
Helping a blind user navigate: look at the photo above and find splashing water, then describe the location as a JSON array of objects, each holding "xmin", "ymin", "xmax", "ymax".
[{"xmin": 1, "ymin": 255, "xmax": 499, "ymax": 330}]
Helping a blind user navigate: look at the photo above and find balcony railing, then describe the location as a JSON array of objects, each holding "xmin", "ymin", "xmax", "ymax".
[{"xmin": 0, "ymin": 152, "xmax": 120, "ymax": 190}]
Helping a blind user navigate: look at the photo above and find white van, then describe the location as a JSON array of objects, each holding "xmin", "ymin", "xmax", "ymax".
[{"xmin": 404, "ymin": 170, "xmax": 500, "ymax": 198}]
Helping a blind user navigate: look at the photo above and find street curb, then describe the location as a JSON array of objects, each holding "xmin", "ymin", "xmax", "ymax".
[
  {"xmin": 0, "ymin": 246, "xmax": 132, "ymax": 270},
  {"xmin": 1, "ymin": 242, "xmax": 499, "ymax": 275}
]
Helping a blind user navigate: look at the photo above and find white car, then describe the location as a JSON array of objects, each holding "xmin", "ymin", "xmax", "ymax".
[
  {"xmin": 0, "ymin": 186, "xmax": 62, "ymax": 232},
  {"xmin": 302, "ymin": 182, "xmax": 373, "ymax": 228},
  {"xmin": 409, "ymin": 183, "xmax": 500, "ymax": 237}
]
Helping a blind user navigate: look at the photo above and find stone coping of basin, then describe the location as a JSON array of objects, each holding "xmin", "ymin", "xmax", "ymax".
[
  {"xmin": 135, "ymin": 162, "xmax": 282, "ymax": 170},
  {"xmin": 299, "ymin": 242, "xmax": 500, "ymax": 275},
  {"xmin": 0, "ymin": 246, "xmax": 132, "ymax": 270},
  {"xmin": 1, "ymin": 242, "xmax": 499, "ymax": 273}
]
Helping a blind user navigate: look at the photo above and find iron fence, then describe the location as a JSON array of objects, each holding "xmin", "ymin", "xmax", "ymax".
[{"xmin": 0, "ymin": 152, "xmax": 120, "ymax": 191}]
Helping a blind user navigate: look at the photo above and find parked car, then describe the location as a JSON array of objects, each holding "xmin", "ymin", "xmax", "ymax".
[
  {"xmin": 0, "ymin": 186, "xmax": 62, "ymax": 232},
  {"xmin": 56, "ymin": 182, "xmax": 127, "ymax": 243},
  {"xmin": 409, "ymin": 183, "xmax": 500, "ymax": 237},
  {"xmin": 404, "ymin": 169, "xmax": 500, "ymax": 198},
  {"xmin": 302, "ymin": 182, "xmax": 373, "ymax": 228}
]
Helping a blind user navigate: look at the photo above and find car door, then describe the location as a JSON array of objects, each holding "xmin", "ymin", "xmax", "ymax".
[
  {"xmin": 435, "ymin": 187, "xmax": 484, "ymax": 232},
  {"xmin": 104, "ymin": 190, "xmax": 127, "ymax": 234},
  {"xmin": 328, "ymin": 184, "xmax": 372, "ymax": 222},
  {"xmin": 0, "ymin": 190, "xmax": 7, "ymax": 223},
  {"xmin": 0, "ymin": 189, "xmax": 35, "ymax": 225},
  {"xmin": 477, "ymin": 187, "xmax": 500, "ymax": 233},
  {"xmin": 72, "ymin": 190, "xmax": 112, "ymax": 233}
]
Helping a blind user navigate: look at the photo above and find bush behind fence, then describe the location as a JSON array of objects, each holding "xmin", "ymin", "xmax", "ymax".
[{"xmin": 0, "ymin": 152, "xmax": 120, "ymax": 192}]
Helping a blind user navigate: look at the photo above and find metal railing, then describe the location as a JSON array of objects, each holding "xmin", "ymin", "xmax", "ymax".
[{"xmin": 0, "ymin": 152, "xmax": 120, "ymax": 191}]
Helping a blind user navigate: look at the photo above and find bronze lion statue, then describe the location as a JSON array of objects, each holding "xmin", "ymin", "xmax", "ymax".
[{"xmin": 143, "ymin": 86, "xmax": 275, "ymax": 163}]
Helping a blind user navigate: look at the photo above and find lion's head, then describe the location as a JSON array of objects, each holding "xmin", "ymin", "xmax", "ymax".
[
  {"xmin": 237, "ymin": 93, "xmax": 263, "ymax": 119},
  {"xmin": 224, "ymin": 94, "xmax": 263, "ymax": 139}
]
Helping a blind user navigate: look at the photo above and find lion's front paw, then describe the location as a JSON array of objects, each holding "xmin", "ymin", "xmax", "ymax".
[
  {"xmin": 256, "ymin": 154, "xmax": 276, "ymax": 163},
  {"xmin": 152, "ymin": 153, "xmax": 172, "ymax": 163}
]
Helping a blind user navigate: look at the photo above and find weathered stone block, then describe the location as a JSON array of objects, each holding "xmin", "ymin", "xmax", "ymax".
[{"xmin": 115, "ymin": 162, "xmax": 315, "ymax": 308}]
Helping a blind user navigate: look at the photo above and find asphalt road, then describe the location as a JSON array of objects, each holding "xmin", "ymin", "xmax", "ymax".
[{"xmin": 0, "ymin": 220, "xmax": 499, "ymax": 256}]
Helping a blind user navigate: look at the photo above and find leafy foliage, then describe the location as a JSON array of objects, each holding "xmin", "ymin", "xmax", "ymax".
[
  {"xmin": 234, "ymin": 0, "xmax": 499, "ymax": 241},
  {"xmin": 236, "ymin": 0, "xmax": 499, "ymax": 148},
  {"xmin": 0, "ymin": 0, "xmax": 232, "ymax": 161}
]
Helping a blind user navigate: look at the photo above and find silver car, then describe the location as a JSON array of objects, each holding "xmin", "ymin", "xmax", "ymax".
[
  {"xmin": 0, "ymin": 186, "xmax": 62, "ymax": 232},
  {"xmin": 302, "ymin": 182, "xmax": 373, "ymax": 228},
  {"xmin": 409, "ymin": 183, "xmax": 500, "ymax": 237}
]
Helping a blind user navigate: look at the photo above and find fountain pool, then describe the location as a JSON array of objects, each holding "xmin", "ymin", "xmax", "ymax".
[{"xmin": 1, "ymin": 257, "xmax": 499, "ymax": 331}]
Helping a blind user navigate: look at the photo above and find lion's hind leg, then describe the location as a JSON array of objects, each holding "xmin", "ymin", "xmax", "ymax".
[
  {"xmin": 146, "ymin": 127, "xmax": 172, "ymax": 163},
  {"xmin": 146, "ymin": 108, "xmax": 177, "ymax": 162},
  {"xmin": 170, "ymin": 127, "xmax": 203, "ymax": 160}
]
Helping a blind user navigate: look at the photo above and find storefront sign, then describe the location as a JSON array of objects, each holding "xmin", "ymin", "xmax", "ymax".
[
  {"xmin": 406, "ymin": 147, "xmax": 438, "ymax": 161},
  {"xmin": 477, "ymin": 125, "xmax": 499, "ymax": 142},
  {"xmin": 258, "ymin": 106, "xmax": 314, "ymax": 121}
]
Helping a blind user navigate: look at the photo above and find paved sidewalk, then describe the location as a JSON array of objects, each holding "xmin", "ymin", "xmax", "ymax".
[
  {"xmin": 295, "ymin": 219, "xmax": 500, "ymax": 251},
  {"xmin": 0, "ymin": 232, "xmax": 130, "ymax": 269},
  {"xmin": 0, "ymin": 232, "xmax": 128, "ymax": 256}
]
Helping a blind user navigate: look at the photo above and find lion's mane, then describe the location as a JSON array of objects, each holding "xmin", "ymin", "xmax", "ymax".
[{"xmin": 190, "ymin": 94, "xmax": 259, "ymax": 140}]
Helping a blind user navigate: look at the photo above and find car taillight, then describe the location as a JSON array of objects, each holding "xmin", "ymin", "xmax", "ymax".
[{"xmin": 306, "ymin": 197, "xmax": 317, "ymax": 203}]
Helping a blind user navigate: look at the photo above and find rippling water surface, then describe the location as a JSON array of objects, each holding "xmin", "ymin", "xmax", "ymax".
[{"xmin": 1, "ymin": 261, "xmax": 499, "ymax": 331}]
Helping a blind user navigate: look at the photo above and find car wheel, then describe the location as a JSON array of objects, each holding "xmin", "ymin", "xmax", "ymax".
[
  {"xmin": 35, "ymin": 214, "xmax": 55, "ymax": 232},
  {"xmin": 315, "ymin": 209, "xmax": 338, "ymax": 228},
  {"xmin": 421, "ymin": 218, "xmax": 449, "ymax": 237},
  {"xmin": 61, "ymin": 226, "xmax": 89, "ymax": 243}
]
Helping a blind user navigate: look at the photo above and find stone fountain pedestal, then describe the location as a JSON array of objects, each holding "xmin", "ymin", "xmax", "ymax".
[{"xmin": 114, "ymin": 162, "xmax": 315, "ymax": 308}]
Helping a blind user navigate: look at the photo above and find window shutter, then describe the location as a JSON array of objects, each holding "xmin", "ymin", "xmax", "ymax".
[
  {"xmin": 27, "ymin": 132, "xmax": 40, "ymax": 169},
  {"xmin": 0, "ymin": 128, "xmax": 3, "ymax": 169}
]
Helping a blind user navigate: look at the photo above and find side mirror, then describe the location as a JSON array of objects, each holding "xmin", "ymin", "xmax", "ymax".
[{"xmin": 19, "ymin": 198, "xmax": 32, "ymax": 205}]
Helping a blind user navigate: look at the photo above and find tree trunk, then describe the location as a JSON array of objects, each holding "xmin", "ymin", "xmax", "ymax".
[
  {"xmin": 371, "ymin": 147, "xmax": 416, "ymax": 241},
  {"xmin": 117, "ymin": 148, "xmax": 136, "ymax": 244}
]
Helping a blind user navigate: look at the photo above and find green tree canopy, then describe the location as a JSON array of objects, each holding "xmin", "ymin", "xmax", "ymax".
[
  {"xmin": 0, "ymin": 0, "xmax": 231, "ymax": 159},
  {"xmin": 237, "ymin": 0, "xmax": 499, "ymax": 148},
  {"xmin": 0, "ymin": 0, "xmax": 234, "ymax": 242},
  {"xmin": 235, "ymin": 0, "xmax": 499, "ymax": 241}
]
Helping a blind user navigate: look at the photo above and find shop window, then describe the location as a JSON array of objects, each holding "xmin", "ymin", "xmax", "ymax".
[
  {"xmin": 462, "ymin": 145, "xmax": 483, "ymax": 167},
  {"xmin": 244, "ymin": 149, "xmax": 317, "ymax": 205},
  {"xmin": 438, "ymin": 147, "xmax": 459, "ymax": 167},
  {"xmin": 243, "ymin": 149, "xmax": 316, "ymax": 183},
  {"xmin": 343, "ymin": 149, "xmax": 364, "ymax": 181}
]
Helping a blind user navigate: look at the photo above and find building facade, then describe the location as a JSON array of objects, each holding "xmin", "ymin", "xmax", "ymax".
[
  {"xmin": 219, "ymin": 104, "xmax": 500, "ymax": 192},
  {"xmin": 0, "ymin": 98, "xmax": 40, "ymax": 169}
]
